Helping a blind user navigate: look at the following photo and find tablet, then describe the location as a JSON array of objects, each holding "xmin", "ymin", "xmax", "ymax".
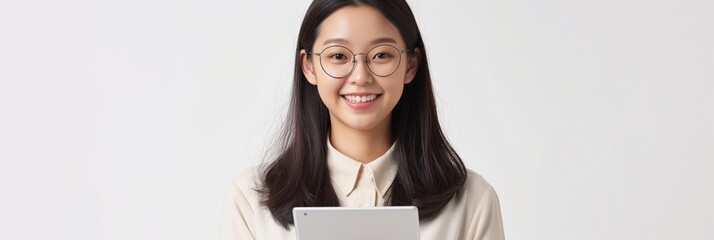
[{"xmin": 292, "ymin": 206, "xmax": 420, "ymax": 240}]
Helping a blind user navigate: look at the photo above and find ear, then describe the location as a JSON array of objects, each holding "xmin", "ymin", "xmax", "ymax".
[
  {"xmin": 300, "ymin": 49, "xmax": 318, "ymax": 85},
  {"xmin": 403, "ymin": 48, "xmax": 420, "ymax": 84}
]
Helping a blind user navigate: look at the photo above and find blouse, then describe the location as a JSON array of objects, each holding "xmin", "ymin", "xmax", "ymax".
[{"xmin": 219, "ymin": 140, "xmax": 505, "ymax": 239}]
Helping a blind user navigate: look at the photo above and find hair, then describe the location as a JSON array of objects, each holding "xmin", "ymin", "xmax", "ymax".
[{"xmin": 258, "ymin": 0, "xmax": 467, "ymax": 229}]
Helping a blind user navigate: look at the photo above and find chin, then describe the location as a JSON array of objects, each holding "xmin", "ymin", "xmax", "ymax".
[
  {"xmin": 331, "ymin": 113, "xmax": 390, "ymax": 132},
  {"xmin": 328, "ymin": 106, "xmax": 394, "ymax": 133},
  {"xmin": 343, "ymin": 120, "xmax": 383, "ymax": 131}
]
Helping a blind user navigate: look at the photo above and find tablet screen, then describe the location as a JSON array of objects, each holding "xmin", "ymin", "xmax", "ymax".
[{"xmin": 293, "ymin": 206, "xmax": 420, "ymax": 240}]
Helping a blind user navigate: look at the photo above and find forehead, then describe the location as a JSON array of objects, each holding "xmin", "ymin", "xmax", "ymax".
[{"xmin": 314, "ymin": 5, "xmax": 404, "ymax": 49}]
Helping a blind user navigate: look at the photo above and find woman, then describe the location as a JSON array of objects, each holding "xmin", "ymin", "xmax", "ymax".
[{"xmin": 220, "ymin": 0, "xmax": 504, "ymax": 239}]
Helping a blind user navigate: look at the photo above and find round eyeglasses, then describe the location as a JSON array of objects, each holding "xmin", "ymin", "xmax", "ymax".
[{"xmin": 308, "ymin": 44, "xmax": 413, "ymax": 79}]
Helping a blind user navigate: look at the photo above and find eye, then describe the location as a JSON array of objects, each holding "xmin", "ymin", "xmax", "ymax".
[
  {"xmin": 373, "ymin": 53, "xmax": 391, "ymax": 59},
  {"xmin": 330, "ymin": 53, "xmax": 347, "ymax": 60}
]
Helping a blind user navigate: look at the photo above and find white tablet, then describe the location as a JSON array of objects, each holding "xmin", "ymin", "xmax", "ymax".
[{"xmin": 292, "ymin": 206, "xmax": 420, "ymax": 240}]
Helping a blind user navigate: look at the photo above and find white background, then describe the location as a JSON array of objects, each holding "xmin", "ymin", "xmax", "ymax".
[{"xmin": 1, "ymin": 0, "xmax": 712, "ymax": 239}]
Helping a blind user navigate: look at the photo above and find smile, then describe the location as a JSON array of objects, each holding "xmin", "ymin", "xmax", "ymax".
[{"xmin": 342, "ymin": 94, "xmax": 380, "ymax": 103}]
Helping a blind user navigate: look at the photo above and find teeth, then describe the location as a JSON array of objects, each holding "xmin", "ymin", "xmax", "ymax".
[{"xmin": 344, "ymin": 94, "xmax": 378, "ymax": 103}]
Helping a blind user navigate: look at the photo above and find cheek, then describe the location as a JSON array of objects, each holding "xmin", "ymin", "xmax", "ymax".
[
  {"xmin": 385, "ymin": 77, "xmax": 406, "ymax": 96},
  {"xmin": 381, "ymin": 81, "xmax": 406, "ymax": 107},
  {"xmin": 315, "ymin": 79, "xmax": 342, "ymax": 104}
]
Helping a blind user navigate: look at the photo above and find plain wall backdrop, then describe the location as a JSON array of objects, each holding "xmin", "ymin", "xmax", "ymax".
[{"xmin": 1, "ymin": 0, "xmax": 713, "ymax": 239}]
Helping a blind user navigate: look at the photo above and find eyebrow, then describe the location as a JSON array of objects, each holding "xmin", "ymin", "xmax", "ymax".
[{"xmin": 322, "ymin": 37, "xmax": 398, "ymax": 46}]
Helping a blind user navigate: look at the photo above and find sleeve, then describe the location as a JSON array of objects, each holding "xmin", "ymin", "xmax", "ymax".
[
  {"xmin": 219, "ymin": 181, "xmax": 257, "ymax": 240},
  {"xmin": 467, "ymin": 187, "xmax": 505, "ymax": 240}
]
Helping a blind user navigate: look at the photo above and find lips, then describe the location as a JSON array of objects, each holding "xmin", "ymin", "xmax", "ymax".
[
  {"xmin": 341, "ymin": 93, "xmax": 382, "ymax": 110},
  {"xmin": 343, "ymin": 94, "xmax": 378, "ymax": 103}
]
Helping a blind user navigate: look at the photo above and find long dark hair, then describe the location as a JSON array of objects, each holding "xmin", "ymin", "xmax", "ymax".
[{"xmin": 258, "ymin": 0, "xmax": 467, "ymax": 229}]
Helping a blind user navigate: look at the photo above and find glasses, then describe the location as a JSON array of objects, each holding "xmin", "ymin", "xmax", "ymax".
[{"xmin": 308, "ymin": 44, "xmax": 412, "ymax": 79}]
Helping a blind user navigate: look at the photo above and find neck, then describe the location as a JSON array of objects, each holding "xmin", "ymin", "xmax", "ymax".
[{"xmin": 329, "ymin": 117, "xmax": 392, "ymax": 164}]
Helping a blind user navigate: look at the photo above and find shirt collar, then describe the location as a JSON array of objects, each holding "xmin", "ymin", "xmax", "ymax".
[{"xmin": 326, "ymin": 138, "xmax": 398, "ymax": 199}]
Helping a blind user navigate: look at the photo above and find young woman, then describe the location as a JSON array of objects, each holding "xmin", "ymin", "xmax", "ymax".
[{"xmin": 220, "ymin": 0, "xmax": 504, "ymax": 239}]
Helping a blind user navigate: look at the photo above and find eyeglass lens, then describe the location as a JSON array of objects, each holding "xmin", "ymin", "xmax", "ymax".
[{"xmin": 317, "ymin": 45, "xmax": 403, "ymax": 78}]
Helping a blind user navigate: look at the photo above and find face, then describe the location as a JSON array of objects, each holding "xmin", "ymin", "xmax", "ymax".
[{"xmin": 301, "ymin": 5, "xmax": 419, "ymax": 133}]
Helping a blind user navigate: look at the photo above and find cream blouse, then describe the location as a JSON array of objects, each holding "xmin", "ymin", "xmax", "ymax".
[{"xmin": 220, "ymin": 140, "xmax": 505, "ymax": 240}]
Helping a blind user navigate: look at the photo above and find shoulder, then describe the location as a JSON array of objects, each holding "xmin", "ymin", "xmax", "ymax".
[
  {"xmin": 461, "ymin": 169, "xmax": 505, "ymax": 239},
  {"xmin": 462, "ymin": 169, "xmax": 496, "ymax": 198},
  {"xmin": 230, "ymin": 166, "xmax": 265, "ymax": 201},
  {"xmin": 420, "ymin": 168, "xmax": 503, "ymax": 237},
  {"xmin": 456, "ymin": 169, "xmax": 500, "ymax": 213}
]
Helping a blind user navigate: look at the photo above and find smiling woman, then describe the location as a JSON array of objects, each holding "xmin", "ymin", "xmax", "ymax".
[
  {"xmin": 301, "ymin": 5, "xmax": 417, "ymax": 142},
  {"xmin": 219, "ymin": 0, "xmax": 504, "ymax": 239}
]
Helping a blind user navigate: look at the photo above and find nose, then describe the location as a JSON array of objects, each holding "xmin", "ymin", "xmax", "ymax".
[{"xmin": 348, "ymin": 53, "xmax": 373, "ymax": 85}]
